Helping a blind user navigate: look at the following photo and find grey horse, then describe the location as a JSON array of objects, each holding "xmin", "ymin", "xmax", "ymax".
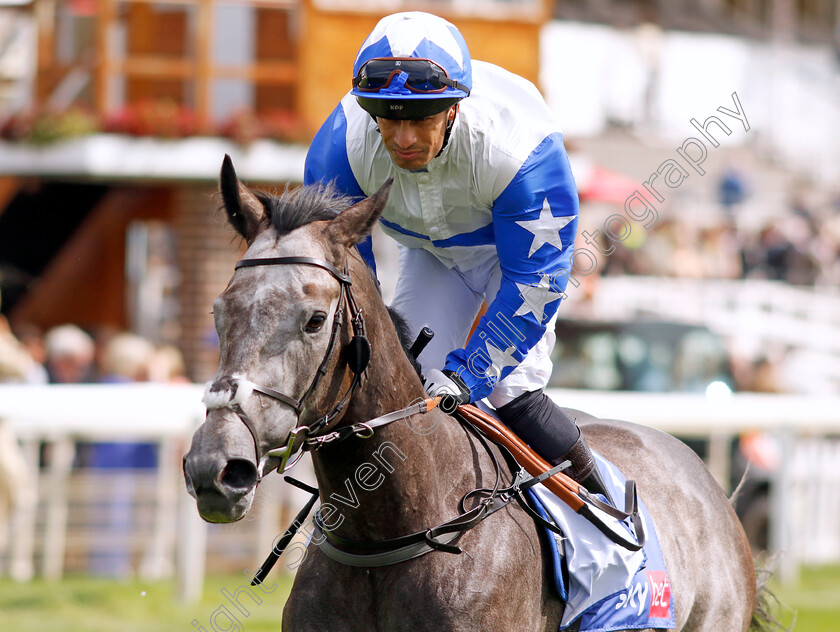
[{"xmin": 184, "ymin": 157, "xmax": 762, "ymax": 632}]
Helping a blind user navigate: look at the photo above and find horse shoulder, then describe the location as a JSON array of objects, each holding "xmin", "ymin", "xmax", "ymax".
[{"xmin": 283, "ymin": 423, "xmax": 565, "ymax": 632}]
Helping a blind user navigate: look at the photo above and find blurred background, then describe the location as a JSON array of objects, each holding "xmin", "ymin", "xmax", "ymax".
[{"xmin": 0, "ymin": 0, "xmax": 838, "ymax": 629}]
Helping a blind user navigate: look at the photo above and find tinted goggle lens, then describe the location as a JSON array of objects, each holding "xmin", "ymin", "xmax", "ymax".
[{"xmin": 354, "ymin": 59, "xmax": 464, "ymax": 94}]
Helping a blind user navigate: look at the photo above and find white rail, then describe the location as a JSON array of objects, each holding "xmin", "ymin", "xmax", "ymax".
[
  {"xmin": 546, "ymin": 388, "xmax": 840, "ymax": 433},
  {"xmin": 0, "ymin": 383, "xmax": 205, "ymax": 438},
  {"xmin": 0, "ymin": 384, "xmax": 207, "ymax": 601},
  {"xmin": 0, "ymin": 384, "xmax": 838, "ymax": 595}
]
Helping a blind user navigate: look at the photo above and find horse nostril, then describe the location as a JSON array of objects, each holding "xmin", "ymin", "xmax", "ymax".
[
  {"xmin": 182, "ymin": 455, "xmax": 196, "ymax": 496},
  {"xmin": 221, "ymin": 459, "xmax": 257, "ymax": 491}
]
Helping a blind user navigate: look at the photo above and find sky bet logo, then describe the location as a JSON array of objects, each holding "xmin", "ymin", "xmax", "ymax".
[
  {"xmin": 646, "ymin": 570, "xmax": 671, "ymax": 619},
  {"xmin": 613, "ymin": 570, "xmax": 671, "ymax": 619}
]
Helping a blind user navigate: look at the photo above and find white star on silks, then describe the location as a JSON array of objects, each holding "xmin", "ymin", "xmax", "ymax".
[
  {"xmin": 515, "ymin": 199, "xmax": 574, "ymax": 258},
  {"xmin": 484, "ymin": 341, "xmax": 519, "ymax": 380},
  {"xmin": 514, "ymin": 275, "xmax": 565, "ymax": 323}
]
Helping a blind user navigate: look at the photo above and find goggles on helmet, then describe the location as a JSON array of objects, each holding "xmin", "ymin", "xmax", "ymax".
[{"xmin": 353, "ymin": 57, "xmax": 470, "ymax": 96}]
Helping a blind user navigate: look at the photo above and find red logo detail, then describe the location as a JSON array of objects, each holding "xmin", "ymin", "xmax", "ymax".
[{"xmin": 646, "ymin": 571, "xmax": 671, "ymax": 619}]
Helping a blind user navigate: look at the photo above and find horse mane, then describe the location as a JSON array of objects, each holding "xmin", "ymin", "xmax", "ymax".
[
  {"xmin": 387, "ymin": 307, "xmax": 423, "ymax": 378},
  {"xmin": 250, "ymin": 182, "xmax": 422, "ymax": 377},
  {"xmin": 255, "ymin": 183, "xmax": 360, "ymax": 237},
  {"xmin": 253, "ymin": 182, "xmax": 421, "ymax": 375}
]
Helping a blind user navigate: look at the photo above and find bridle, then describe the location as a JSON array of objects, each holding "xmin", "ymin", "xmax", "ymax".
[{"xmin": 205, "ymin": 255, "xmax": 371, "ymax": 479}]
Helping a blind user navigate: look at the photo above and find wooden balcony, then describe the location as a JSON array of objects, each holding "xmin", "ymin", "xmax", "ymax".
[
  {"xmin": 34, "ymin": 0, "xmax": 301, "ymax": 130},
  {"xmin": 31, "ymin": 0, "xmax": 549, "ymax": 135}
]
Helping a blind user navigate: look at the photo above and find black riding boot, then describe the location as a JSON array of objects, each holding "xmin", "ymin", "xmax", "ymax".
[
  {"xmin": 554, "ymin": 432, "xmax": 615, "ymax": 506},
  {"xmin": 496, "ymin": 389, "xmax": 615, "ymax": 505}
]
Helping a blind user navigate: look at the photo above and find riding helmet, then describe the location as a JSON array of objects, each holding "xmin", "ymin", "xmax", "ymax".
[{"xmin": 352, "ymin": 12, "xmax": 471, "ymax": 120}]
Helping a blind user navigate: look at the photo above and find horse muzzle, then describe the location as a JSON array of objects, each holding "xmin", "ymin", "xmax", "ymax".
[
  {"xmin": 183, "ymin": 409, "xmax": 260, "ymax": 523},
  {"xmin": 183, "ymin": 452, "xmax": 257, "ymax": 523}
]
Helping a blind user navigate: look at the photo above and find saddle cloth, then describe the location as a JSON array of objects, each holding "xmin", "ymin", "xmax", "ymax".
[{"xmin": 526, "ymin": 452, "xmax": 675, "ymax": 631}]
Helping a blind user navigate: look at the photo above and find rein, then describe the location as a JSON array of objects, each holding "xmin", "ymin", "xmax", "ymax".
[{"xmin": 251, "ymin": 403, "xmax": 646, "ymax": 583}]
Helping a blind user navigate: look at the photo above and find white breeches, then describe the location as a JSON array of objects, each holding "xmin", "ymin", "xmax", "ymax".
[{"xmin": 390, "ymin": 246, "xmax": 556, "ymax": 408}]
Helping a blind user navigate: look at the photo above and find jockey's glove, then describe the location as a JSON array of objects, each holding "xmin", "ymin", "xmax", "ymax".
[{"xmin": 424, "ymin": 368, "xmax": 471, "ymax": 405}]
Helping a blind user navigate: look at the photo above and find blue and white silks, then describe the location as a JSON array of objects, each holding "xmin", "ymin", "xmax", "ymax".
[
  {"xmin": 527, "ymin": 453, "xmax": 675, "ymax": 631},
  {"xmin": 305, "ymin": 60, "xmax": 579, "ymax": 401}
]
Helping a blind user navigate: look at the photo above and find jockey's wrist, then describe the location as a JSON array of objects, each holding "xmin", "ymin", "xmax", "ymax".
[
  {"xmin": 424, "ymin": 368, "xmax": 471, "ymax": 407},
  {"xmin": 441, "ymin": 369, "xmax": 469, "ymax": 398}
]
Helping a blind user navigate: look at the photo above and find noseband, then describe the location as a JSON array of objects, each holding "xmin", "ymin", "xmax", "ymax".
[{"xmin": 205, "ymin": 255, "xmax": 370, "ymax": 478}]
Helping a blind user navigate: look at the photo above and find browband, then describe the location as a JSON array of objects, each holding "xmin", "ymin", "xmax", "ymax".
[{"xmin": 235, "ymin": 257, "xmax": 352, "ymax": 285}]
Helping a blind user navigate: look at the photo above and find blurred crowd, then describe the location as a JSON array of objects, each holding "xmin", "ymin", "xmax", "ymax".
[
  {"xmin": 0, "ymin": 319, "xmax": 189, "ymax": 386},
  {"xmin": 0, "ymin": 310, "xmax": 191, "ymax": 576},
  {"xmin": 600, "ymin": 173, "xmax": 840, "ymax": 288}
]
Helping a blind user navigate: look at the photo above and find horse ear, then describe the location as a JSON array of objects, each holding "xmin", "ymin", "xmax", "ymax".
[
  {"xmin": 220, "ymin": 154, "xmax": 266, "ymax": 244},
  {"xmin": 326, "ymin": 178, "xmax": 393, "ymax": 247}
]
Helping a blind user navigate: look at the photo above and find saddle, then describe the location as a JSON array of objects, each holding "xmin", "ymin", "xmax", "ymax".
[
  {"xmin": 455, "ymin": 403, "xmax": 646, "ymax": 550},
  {"xmin": 458, "ymin": 405, "xmax": 676, "ymax": 631},
  {"xmin": 456, "ymin": 404, "xmax": 586, "ymax": 510}
]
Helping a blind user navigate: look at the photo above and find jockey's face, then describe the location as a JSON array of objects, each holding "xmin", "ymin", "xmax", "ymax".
[{"xmin": 377, "ymin": 107, "xmax": 456, "ymax": 170}]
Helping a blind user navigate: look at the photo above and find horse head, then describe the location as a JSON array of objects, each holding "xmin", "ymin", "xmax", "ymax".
[{"xmin": 183, "ymin": 155, "xmax": 391, "ymax": 523}]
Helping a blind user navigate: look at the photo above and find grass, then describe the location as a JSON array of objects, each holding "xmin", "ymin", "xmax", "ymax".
[
  {"xmin": 0, "ymin": 565, "xmax": 838, "ymax": 631},
  {"xmin": 772, "ymin": 565, "xmax": 840, "ymax": 631},
  {"xmin": 0, "ymin": 573, "xmax": 294, "ymax": 632}
]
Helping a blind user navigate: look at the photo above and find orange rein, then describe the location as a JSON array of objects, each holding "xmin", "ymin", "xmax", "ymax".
[{"xmin": 438, "ymin": 401, "xmax": 586, "ymax": 512}]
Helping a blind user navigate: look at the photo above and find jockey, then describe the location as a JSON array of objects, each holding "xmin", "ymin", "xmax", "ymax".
[{"xmin": 304, "ymin": 12, "xmax": 612, "ymax": 500}]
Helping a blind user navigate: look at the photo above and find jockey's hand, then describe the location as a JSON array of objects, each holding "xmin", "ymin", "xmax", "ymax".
[{"xmin": 424, "ymin": 369, "xmax": 471, "ymax": 405}]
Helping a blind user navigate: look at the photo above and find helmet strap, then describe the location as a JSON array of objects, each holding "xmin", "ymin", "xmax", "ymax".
[{"xmin": 436, "ymin": 104, "xmax": 459, "ymax": 158}]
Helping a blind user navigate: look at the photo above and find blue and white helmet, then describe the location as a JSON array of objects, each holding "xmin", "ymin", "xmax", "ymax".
[{"xmin": 351, "ymin": 12, "xmax": 472, "ymax": 120}]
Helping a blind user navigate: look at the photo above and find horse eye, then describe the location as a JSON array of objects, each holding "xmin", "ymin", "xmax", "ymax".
[{"xmin": 305, "ymin": 311, "xmax": 328, "ymax": 333}]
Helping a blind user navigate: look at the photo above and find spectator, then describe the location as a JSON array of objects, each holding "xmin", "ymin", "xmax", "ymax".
[
  {"xmin": 0, "ymin": 289, "xmax": 43, "ymax": 383},
  {"xmin": 0, "ymin": 289, "xmax": 32, "ymax": 550},
  {"xmin": 812, "ymin": 212, "xmax": 840, "ymax": 287},
  {"xmin": 717, "ymin": 163, "xmax": 750, "ymax": 223},
  {"xmin": 0, "ymin": 417, "xmax": 28, "ymax": 553},
  {"xmin": 148, "ymin": 344, "xmax": 189, "ymax": 383},
  {"xmin": 699, "ymin": 226, "xmax": 742, "ymax": 279},
  {"xmin": 44, "ymin": 324, "xmax": 94, "ymax": 384},
  {"xmin": 99, "ymin": 332, "xmax": 153, "ymax": 384},
  {"xmin": 90, "ymin": 325, "xmax": 121, "ymax": 382},
  {"xmin": 667, "ymin": 223, "xmax": 706, "ymax": 278},
  {"xmin": 11, "ymin": 322, "xmax": 48, "ymax": 383},
  {"xmin": 89, "ymin": 332, "xmax": 157, "ymax": 577},
  {"xmin": 750, "ymin": 356, "xmax": 783, "ymax": 393},
  {"xmin": 0, "ymin": 319, "xmax": 35, "ymax": 383}
]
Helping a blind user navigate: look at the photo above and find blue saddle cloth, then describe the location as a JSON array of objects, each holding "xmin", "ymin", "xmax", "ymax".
[{"xmin": 526, "ymin": 453, "xmax": 675, "ymax": 632}]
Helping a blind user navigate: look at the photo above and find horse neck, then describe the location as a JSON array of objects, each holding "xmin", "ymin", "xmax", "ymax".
[{"xmin": 310, "ymin": 254, "xmax": 474, "ymax": 540}]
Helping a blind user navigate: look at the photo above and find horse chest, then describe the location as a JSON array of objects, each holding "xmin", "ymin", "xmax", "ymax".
[{"xmin": 283, "ymin": 533, "xmax": 554, "ymax": 632}]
